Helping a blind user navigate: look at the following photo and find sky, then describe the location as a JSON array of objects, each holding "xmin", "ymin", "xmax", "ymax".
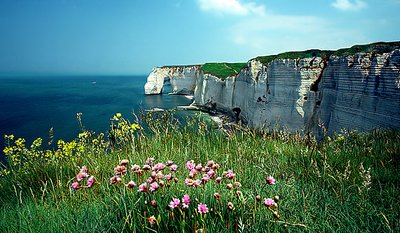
[{"xmin": 0, "ymin": 0, "xmax": 399, "ymax": 75}]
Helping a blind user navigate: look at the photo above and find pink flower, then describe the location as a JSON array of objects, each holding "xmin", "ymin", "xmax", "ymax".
[
  {"xmin": 169, "ymin": 198, "xmax": 180, "ymax": 209},
  {"xmin": 227, "ymin": 202, "xmax": 234, "ymax": 210},
  {"xmin": 147, "ymin": 215, "xmax": 156, "ymax": 226},
  {"xmin": 170, "ymin": 164, "xmax": 178, "ymax": 171},
  {"xmin": 226, "ymin": 170, "xmax": 235, "ymax": 179},
  {"xmin": 195, "ymin": 163, "xmax": 203, "ymax": 171},
  {"xmin": 197, "ymin": 203, "xmax": 209, "ymax": 214},
  {"xmin": 234, "ymin": 181, "xmax": 241, "ymax": 188},
  {"xmin": 264, "ymin": 198, "xmax": 275, "ymax": 207},
  {"xmin": 142, "ymin": 164, "xmax": 151, "ymax": 170},
  {"xmin": 149, "ymin": 182, "xmax": 159, "ymax": 192},
  {"xmin": 146, "ymin": 157, "xmax": 155, "ymax": 166},
  {"xmin": 207, "ymin": 170, "xmax": 216, "ymax": 179},
  {"xmin": 166, "ymin": 160, "xmax": 173, "ymax": 166},
  {"xmin": 114, "ymin": 165, "xmax": 127, "ymax": 175},
  {"xmin": 266, "ymin": 175, "xmax": 276, "ymax": 185},
  {"xmin": 212, "ymin": 163, "xmax": 220, "ymax": 170},
  {"xmin": 201, "ymin": 175, "xmax": 209, "ymax": 184},
  {"xmin": 158, "ymin": 180, "xmax": 165, "ymax": 187},
  {"xmin": 131, "ymin": 164, "xmax": 140, "ymax": 171},
  {"xmin": 138, "ymin": 183, "xmax": 147, "ymax": 192},
  {"xmin": 147, "ymin": 177, "xmax": 154, "ymax": 184},
  {"xmin": 186, "ymin": 160, "xmax": 195, "ymax": 170},
  {"xmin": 236, "ymin": 191, "xmax": 242, "ymax": 196},
  {"xmin": 193, "ymin": 179, "xmax": 201, "ymax": 187},
  {"xmin": 206, "ymin": 160, "xmax": 214, "ymax": 167},
  {"xmin": 213, "ymin": 193, "xmax": 221, "ymax": 199},
  {"xmin": 226, "ymin": 183, "xmax": 233, "ymax": 190},
  {"xmin": 109, "ymin": 176, "xmax": 118, "ymax": 184},
  {"xmin": 152, "ymin": 162, "xmax": 166, "ymax": 172},
  {"xmin": 189, "ymin": 169, "xmax": 197, "ymax": 178},
  {"xmin": 125, "ymin": 180, "xmax": 137, "ymax": 188},
  {"xmin": 156, "ymin": 171, "xmax": 163, "ymax": 179},
  {"xmin": 164, "ymin": 173, "xmax": 173, "ymax": 180},
  {"xmin": 119, "ymin": 159, "xmax": 129, "ymax": 166},
  {"xmin": 86, "ymin": 176, "xmax": 95, "ymax": 188},
  {"xmin": 185, "ymin": 178, "xmax": 193, "ymax": 187},
  {"xmin": 182, "ymin": 203, "xmax": 189, "ymax": 209},
  {"xmin": 71, "ymin": 182, "xmax": 81, "ymax": 190},
  {"xmin": 151, "ymin": 200, "xmax": 157, "ymax": 207},
  {"xmin": 182, "ymin": 194, "xmax": 191, "ymax": 205},
  {"xmin": 202, "ymin": 166, "xmax": 211, "ymax": 172},
  {"xmin": 215, "ymin": 177, "xmax": 223, "ymax": 184},
  {"xmin": 79, "ymin": 166, "xmax": 88, "ymax": 174},
  {"xmin": 76, "ymin": 172, "xmax": 88, "ymax": 181}
]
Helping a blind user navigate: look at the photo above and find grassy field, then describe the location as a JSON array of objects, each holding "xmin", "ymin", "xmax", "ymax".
[
  {"xmin": 0, "ymin": 112, "xmax": 399, "ymax": 232},
  {"xmin": 201, "ymin": 63, "xmax": 247, "ymax": 80}
]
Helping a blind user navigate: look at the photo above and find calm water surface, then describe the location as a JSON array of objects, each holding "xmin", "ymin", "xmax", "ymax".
[{"xmin": 0, "ymin": 75, "xmax": 192, "ymax": 158}]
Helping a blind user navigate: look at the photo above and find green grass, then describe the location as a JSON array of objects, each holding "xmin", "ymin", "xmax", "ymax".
[
  {"xmin": 254, "ymin": 41, "xmax": 400, "ymax": 65},
  {"xmin": 0, "ymin": 112, "xmax": 399, "ymax": 232},
  {"xmin": 201, "ymin": 63, "xmax": 247, "ymax": 80}
]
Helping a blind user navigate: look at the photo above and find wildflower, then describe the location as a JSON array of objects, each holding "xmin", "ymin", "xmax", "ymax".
[
  {"xmin": 266, "ymin": 175, "xmax": 276, "ymax": 185},
  {"xmin": 227, "ymin": 202, "xmax": 234, "ymax": 211},
  {"xmin": 151, "ymin": 200, "xmax": 157, "ymax": 207},
  {"xmin": 119, "ymin": 159, "xmax": 129, "ymax": 166},
  {"xmin": 236, "ymin": 191, "xmax": 242, "ymax": 196},
  {"xmin": 147, "ymin": 177, "xmax": 154, "ymax": 184},
  {"xmin": 264, "ymin": 198, "xmax": 275, "ymax": 207},
  {"xmin": 158, "ymin": 180, "xmax": 165, "ymax": 187},
  {"xmin": 182, "ymin": 194, "xmax": 191, "ymax": 205},
  {"xmin": 114, "ymin": 165, "xmax": 127, "ymax": 176},
  {"xmin": 182, "ymin": 203, "xmax": 189, "ymax": 209},
  {"xmin": 87, "ymin": 176, "xmax": 95, "ymax": 188},
  {"xmin": 173, "ymin": 177, "xmax": 179, "ymax": 183},
  {"xmin": 185, "ymin": 178, "xmax": 193, "ymax": 187},
  {"xmin": 147, "ymin": 215, "xmax": 156, "ymax": 226},
  {"xmin": 186, "ymin": 160, "xmax": 195, "ymax": 170},
  {"xmin": 226, "ymin": 183, "xmax": 233, "ymax": 190},
  {"xmin": 166, "ymin": 160, "xmax": 173, "ymax": 166},
  {"xmin": 109, "ymin": 176, "xmax": 118, "ymax": 184},
  {"xmin": 274, "ymin": 195, "xmax": 280, "ymax": 202},
  {"xmin": 189, "ymin": 169, "xmax": 197, "ymax": 178},
  {"xmin": 202, "ymin": 166, "xmax": 211, "ymax": 172},
  {"xmin": 212, "ymin": 163, "xmax": 220, "ymax": 170},
  {"xmin": 193, "ymin": 179, "xmax": 202, "ymax": 187},
  {"xmin": 150, "ymin": 171, "xmax": 157, "ymax": 178},
  {"xmin": 226, "ymin": 170, "xmax": 235, "ymax": 179},
  {"xmin": 164, "ymin": 173, "xmax": 173, "ymax": 180},
  {"xmin": 76, "ymin": 172, "xmax": 88, "ymax": 181},
  {"xmin": 256, "ymin": 195, "xmax": 261, "ymax": 202},
  {"xmin": 201, "ymin": 175, "xmax": 209, "ymax": 184},
  {"xmin": 131, "ymin": 164, "xmax": 140, "ymax": 171},
  {"xmin": 143, "ymin": 164, "xmax": 151, "ymax": 170},
  {"xmin": 138, "ymin": 183, "xmax": 148, "ymax": 192},
  {"xmin": 116, "ymin": 177, "xmax": 122, "ymax": 184},
  {"xmin": 213, "ymin": 193, "xmax": 221, "ymax": 199},
  {"xmin": 215, "ymin": 177, "xmax": 222, "ymax": 184},
  {"xmin": 207, "ymin": 169, "xmax": 216, "ymax": 179},
  {"xmin": 156, "ymin": 171, "xmax": 163, "ymax": 179},
  {"xmin": 234, "ymin": 181, "xmax": 241, "ymax": 188},
  {"xmin": 169, "ymin": 198, "xmax": 180, "ymax": 209},
  {"xmin": 146, "ymin": 157, "xmax": 155, "ymax": 166},
  {"xmin": 170, "ymin": 164, "xmax": 178, "ymax": 171},
  {"xmin": 135, "ymin": 169, "xmax": 144, "ymax": 175},
  {"xmin": 206, "ymin": 160, "xmax": 214, "ymax": 167},
  {"xmin": 149, "ymin": 182, "xmax": 159, "ymax": 192},
  {"xmin": 116, "ymin": 112, "xmax": 122, "ymax": 118},
  {"xmin": 71, "ymin": 182, "xmax": 81, "ymax": 190},
  {"xmin": 79, "ymin": 166, "xmax": 88, "ymax": 174},
  {"xmin": 125, "ymin": 180, "xmax": 137, "ymax": 188},
  {"xmin": 152, "ymin": 162, "xmax": 166, "ymax": 172},
  {"xmin": 195, "ymin": 163, "xmax": 203, "ymax": 171},
  {"xmin": 197, "ymin": 203, "xmax": 209, "ymax": 214}
]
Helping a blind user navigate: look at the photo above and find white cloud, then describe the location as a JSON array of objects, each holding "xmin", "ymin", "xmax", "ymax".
[
  {"xmin": 331, "ymin": 0, "xmax": 367, "ymax": 11},
  {"xmin": 197, "ymin": 0, "xmax": 266, "ymax": 16}
]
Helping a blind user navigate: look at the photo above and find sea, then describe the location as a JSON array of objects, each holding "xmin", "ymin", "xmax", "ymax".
[{"xmin": 0, "ymin": 75, "xmax": 193, "ymax": 162}]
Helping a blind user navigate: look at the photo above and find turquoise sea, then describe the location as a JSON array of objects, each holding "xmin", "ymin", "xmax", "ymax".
[{"xmin": 0, "ymin": 75, "xmax": 192, "ymax": 160}]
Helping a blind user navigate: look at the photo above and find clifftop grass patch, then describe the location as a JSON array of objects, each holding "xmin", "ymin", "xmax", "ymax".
[
  {"xmin": 201, "ymin": 62, "xmax": 247, "ymax": 80},
  {"xmin": 254, "ymin": 41, "xmax": 400, "ymax": 65}
]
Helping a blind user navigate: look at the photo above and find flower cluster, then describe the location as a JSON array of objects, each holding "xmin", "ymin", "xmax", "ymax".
[
  {"xmin": 71, "ymin": 166, "xmax": 96, "ymax": 190},
  {"xmin": 109, "ymin": 158, "xmax": 179, "ymax": 194}
]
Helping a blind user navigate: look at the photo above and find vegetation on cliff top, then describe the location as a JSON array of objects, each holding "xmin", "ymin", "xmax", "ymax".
[
  {"xmin": 1, "ymin": 112, "xmax": 399, "ymax": 232},
  {"xmin": 254, "ymin": 41, "xmax": 400, "ymax": 65},
  {"xmin": 201, "ymin": 62, "xmax": 247, "ymax": 80}
]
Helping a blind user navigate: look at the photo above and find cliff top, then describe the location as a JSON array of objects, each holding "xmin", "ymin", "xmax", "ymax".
[
  {"xmin": 253, "ymin": 41, "xmax": 400, "ymax": 65},
  {"xmin": 201, "ymin": 63, "xmax": 247, "ymax": 80}
]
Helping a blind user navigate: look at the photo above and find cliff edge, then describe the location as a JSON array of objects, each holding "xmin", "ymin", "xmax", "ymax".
[{"xmin": 144, "ymin": 42, "xmax": 400, "ymax": 136}]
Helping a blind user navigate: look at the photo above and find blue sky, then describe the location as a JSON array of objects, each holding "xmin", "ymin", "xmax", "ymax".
[{"xmin": 0, "ymin": 0, "xmax": 399, "ymax": 75}]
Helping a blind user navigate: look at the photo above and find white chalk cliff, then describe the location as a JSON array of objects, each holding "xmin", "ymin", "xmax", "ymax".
[{"xmin": 144, "ymin": 42, "xmax": 400, "ymax": 135}]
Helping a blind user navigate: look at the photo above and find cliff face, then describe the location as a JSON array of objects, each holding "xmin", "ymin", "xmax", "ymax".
[
  {"xmin": 144, "ymin": 43, "xmax": 400, "ymax": 135},
  {"xmin": 144, "ymin": 65, "xmax": 201, "ymax": 95}
]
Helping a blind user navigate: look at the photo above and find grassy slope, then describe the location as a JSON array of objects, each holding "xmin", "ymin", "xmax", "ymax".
[
  {"xmin": 201, "ymin": 63, "xmax": 247, "ymax": 80},
  {"xmin": 0, "ymin": 113, "xmax": 399, "ymax": 232}
]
